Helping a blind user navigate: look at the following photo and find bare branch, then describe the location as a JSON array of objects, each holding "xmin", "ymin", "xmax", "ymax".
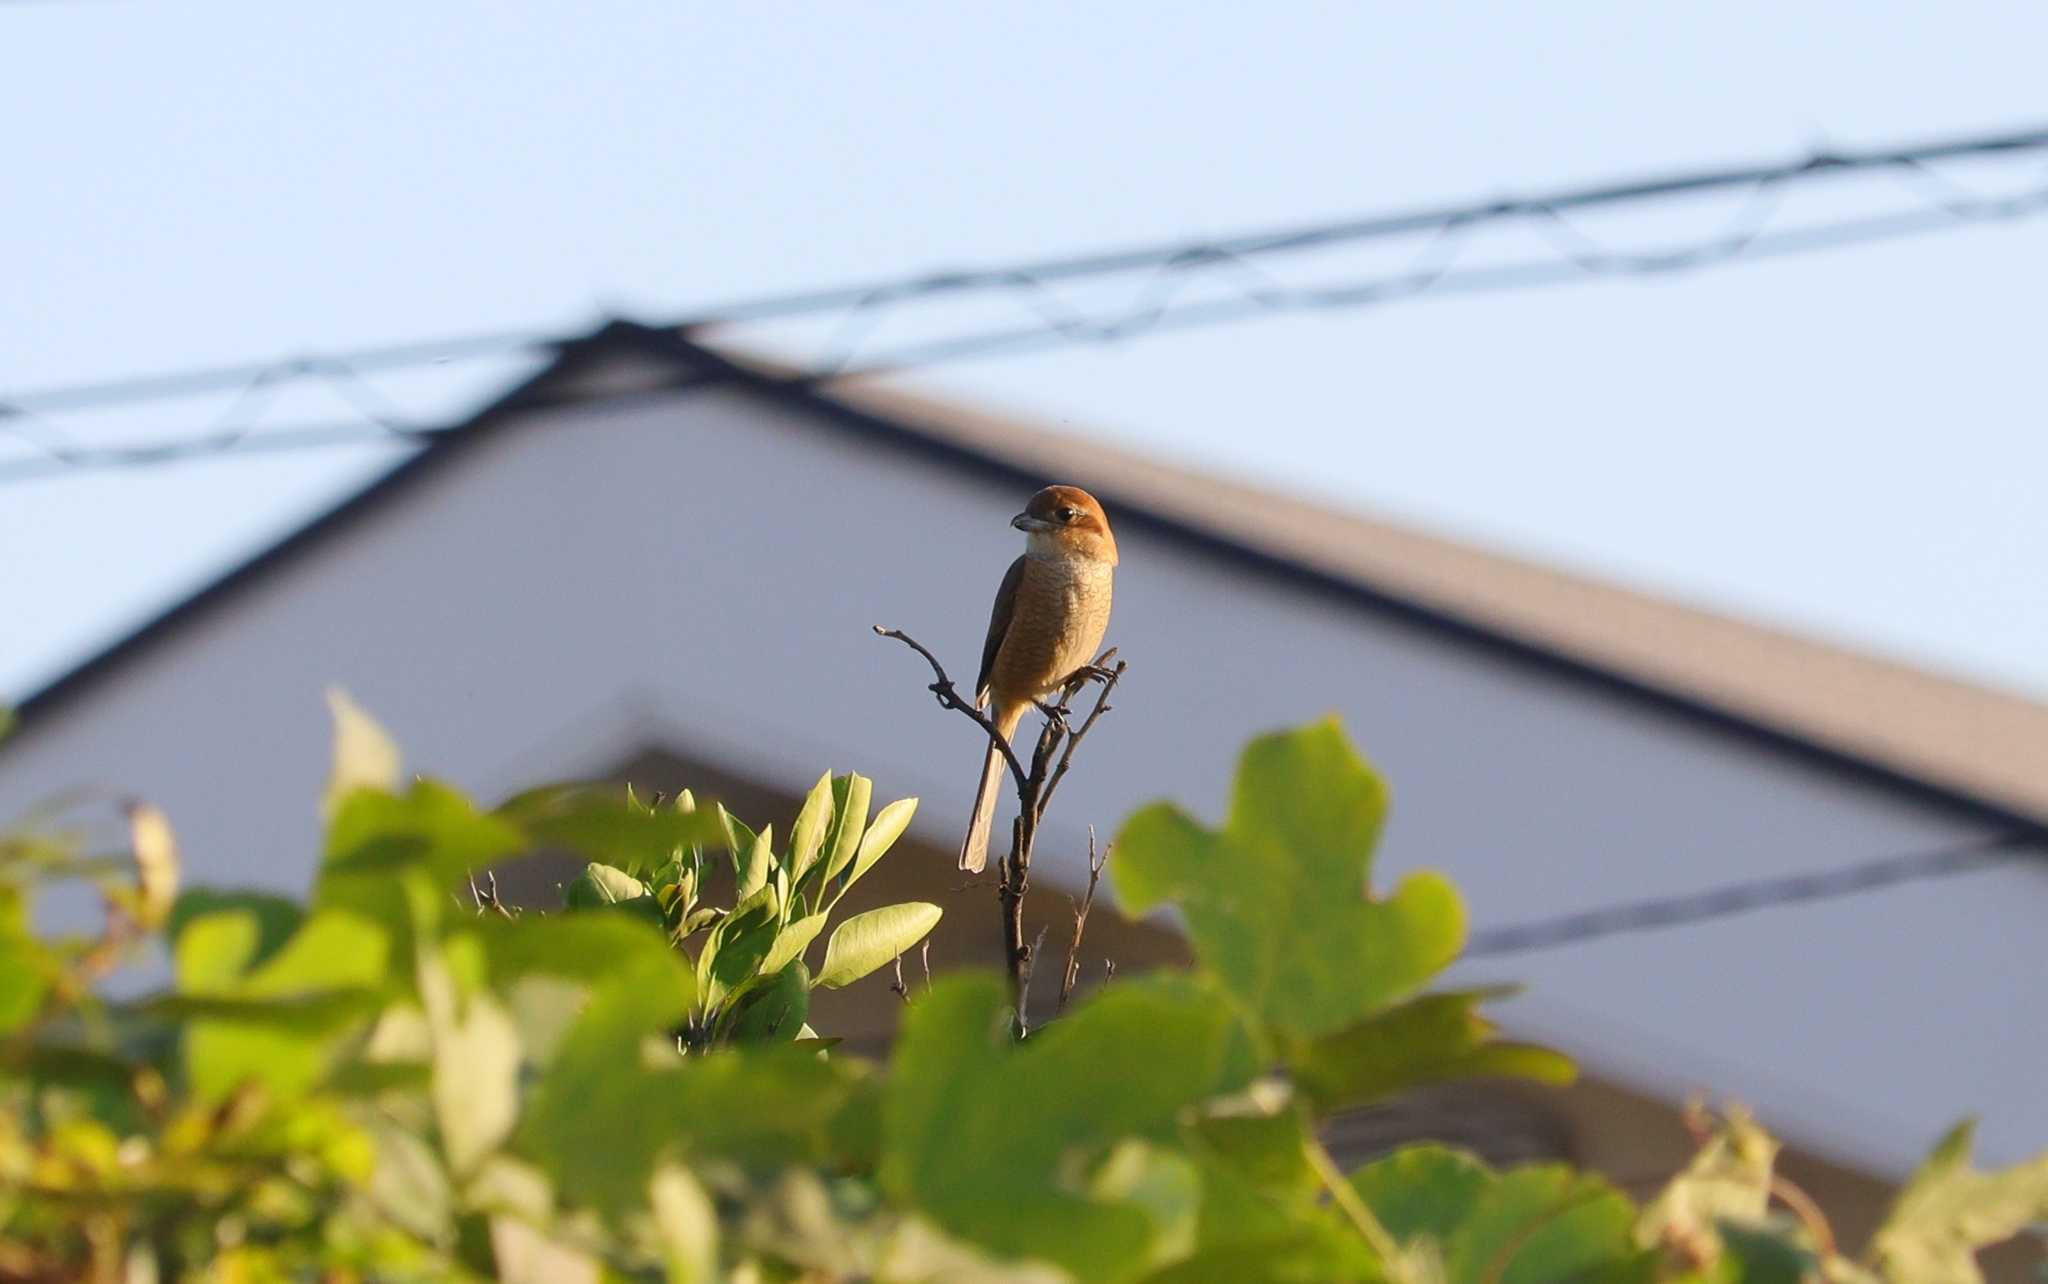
[
  {"xmin": 1057, "ymin": 827, "xmax": 1109, "ymax": 1015},
  {"xmin": 1035, "ymin": 651, "xmax": 1125, "ymax": 821},
  {"xmin": 890, "ymin": 953, "xmax": 911, "ymax": 1005},
  {"xmin": 873, "ymin": 626, "xmax": 1029, "ymax": 788}
]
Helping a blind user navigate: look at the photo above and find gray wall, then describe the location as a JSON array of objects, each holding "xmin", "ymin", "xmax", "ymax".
[{"xmin": 2, "ymin": 379, "xmax": 2041, "ymax": 1177}]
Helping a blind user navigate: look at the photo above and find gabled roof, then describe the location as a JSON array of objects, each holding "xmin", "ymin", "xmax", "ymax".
[{"xmin": 11, "ymin": 319, "xmax": 2048, "ymax": 835}]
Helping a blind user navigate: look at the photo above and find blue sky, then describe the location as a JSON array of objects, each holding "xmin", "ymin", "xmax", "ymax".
[{"xmin": 4, "ymin": 2, "xmax": 2045, "ymax": 703}]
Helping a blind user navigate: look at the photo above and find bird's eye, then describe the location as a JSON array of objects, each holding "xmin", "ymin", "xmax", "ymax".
[{"xmin": 1056, "ymin": 507, "xmax": 1079, "ymax": 523}]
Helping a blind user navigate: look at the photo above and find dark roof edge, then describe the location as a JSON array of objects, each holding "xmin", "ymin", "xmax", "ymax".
[
  {"xmin": 4, "ymin": 321, "xmax": 702, "ymax": 750},
  {"xmin": 8, "ymin": 319, "xmax": 2044, "ymax": 844}
]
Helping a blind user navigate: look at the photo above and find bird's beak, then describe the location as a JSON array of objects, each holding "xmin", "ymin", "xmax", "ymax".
[{"xmin": 1011, "ymin": 512, "xmax": 1052, "ymax": 532}]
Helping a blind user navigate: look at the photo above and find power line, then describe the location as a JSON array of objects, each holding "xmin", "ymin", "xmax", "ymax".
[
  {"xmin": 5, "ymin": 121, "xmax": 2048, "ymax": 483},
  {"xmin": 1464, "ymin": 827, "xmax": 2036, "ymax": 959}
]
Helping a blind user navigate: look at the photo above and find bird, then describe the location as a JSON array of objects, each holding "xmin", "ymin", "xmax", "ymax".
[{"xmin": 958, "ymin": 484, "xmax": 1118, "ymax": 873}]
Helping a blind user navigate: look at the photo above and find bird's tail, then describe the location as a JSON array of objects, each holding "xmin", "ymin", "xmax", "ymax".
[{"xmin": 959, "ymin": 701, "xmax": 1027, "ymax": 873}]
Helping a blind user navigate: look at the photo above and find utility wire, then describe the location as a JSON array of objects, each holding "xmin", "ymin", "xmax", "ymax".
[
  {"xmin": 4, "ymin": 121, "xmax": 2048, "ymax": 483},
  {"xmin": 1464, "ymin": 827, "xmax": 2037, "ymax": 959}
]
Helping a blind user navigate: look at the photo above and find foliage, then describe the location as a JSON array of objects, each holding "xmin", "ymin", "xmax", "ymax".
[{"xmin": 0, "ymin": 700, "xmax": 2041, "ymax": 1282}]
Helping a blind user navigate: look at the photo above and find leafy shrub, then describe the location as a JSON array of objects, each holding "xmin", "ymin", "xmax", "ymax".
[{"xmin": 0, "ymin": 696, "xmax": 2040, "ymax": 1281}]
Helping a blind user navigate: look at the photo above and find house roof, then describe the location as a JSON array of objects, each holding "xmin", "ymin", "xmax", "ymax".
[{"xmin": 11, "ymin": 319, "xmax": 2048, "ymax": 835}]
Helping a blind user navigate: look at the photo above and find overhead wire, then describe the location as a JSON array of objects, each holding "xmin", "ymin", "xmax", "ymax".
[
  {"xmin": 5, "ymin": 122, "xmax": 2048, "ymax": 481},
  {"xmin": 1464, "ymin": 827, "xmax": 2037, "ymax": 958}
]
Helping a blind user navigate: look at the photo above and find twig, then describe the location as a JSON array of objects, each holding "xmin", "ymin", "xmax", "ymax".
[
  {"xmin": 1769, "ymin": 1174, "xmax": 1835, "ymax": 1258},
  {"xmin": 468, "ymin": 869, "xmax": 515, "ymax": 920},
  {"xmin": 890, "ymin": 954, "xmax": 911, "ymax": 1005},
  {"xmin": 872, "ymin": 626, "xmax": 1029, "ymax": 788},
  {"xmin": 919, "ymin": 938, "xmax": 933, "ymax": 993},
  {"xmin": 1035, "ymin": 651, "xmax": 1124, "ymax": 820},
  {"xmin": 1302, "ymin": 1132, "xmax": 1403, "ymax": 1266},
  {"xmin": 1057, "ymin": 828, "xmax": 1109, "ymax": 1015}
]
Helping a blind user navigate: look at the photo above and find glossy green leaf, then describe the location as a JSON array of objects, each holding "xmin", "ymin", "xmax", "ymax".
[
  {"xmin": 564, "ymin": 861, "xmax": 665, "ymax": 931},
  {"xmin": 817, "ymin": 772, "xmax": 874, "ymax": 888},
  {"xmin": 787, "ymin": 771, "xmax": 835, "ymax": 883},
  {"xmin": 1115, "ymin": 718, "xmax": 1465, "ymax": 1039},
  {"xmin": 1291, "ymin": 989, "xmax": 1574, "ymax": 1114},
  {"xmin": 762, "ymin": 912, "xmax": 829, "ymax": 976},
  {"xmin": 842, "ymin": 796, "xmax": 919, "ymax": 897},
  {"xmin": 815, "ymin": 902, "xmax": 942, "ymax": 989},
  {"xmin": 728, "ymin": 960, "xmax": 810, "ymax": 1043},
  {"xmin": 701, "ymin": 884, "xmax": 781, "ymax": 1007},
  {"xmin": 323, "ymin": 687, "xmax": 402, "ymax": 820},
  {"xmin": 565, "ymin": 862, "xmax": 647, "ymax": 906},
  {"xmin": 719, "ymin": 803, "xmax": 758, "ymax": 864},
  {"xmin": 1872, "ymin": 1119, "xmax": 2048, "ymax": 1284},
  {"xmin": 737, "ymin": 824, "xmax": 776, "ymax": 903}
]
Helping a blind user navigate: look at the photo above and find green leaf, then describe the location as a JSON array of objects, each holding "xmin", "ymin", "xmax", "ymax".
[
  {"xmin": 1717, "ymin": 1220, "xmax": 1817, "ymax": 1284},
  {"xmin": 842, "ymin": 796, "xmax": 919, "ymax": 896},
  {"xmin": 763, "ymin": 912, "xmax": 829, "ymax": 975},
  {"xmin": 817, "ymin": 772, "xmax": 874, "ymax": 889},
  {"xmin": 1115, "ymin": 718, "xmax": 1465, "ymax": 1040},
  {"xmin": 1291, "ymin": 989, "xmax": 1574, "ymax": 1114},
  {"xmin": 1444, "ymin": 1165, "xmax": 1637, "ymax": 1284},
  {"xmin": 726, "ymin": 960, "xmax": 810, "ymax": 1044},
  {"xmin": 497, "ymin": 783, "xmax": 727, "ymax": 879},
  {"xmin": 476, "ymin": 911, "xmax": 687, "ymax": 995},
  {"xmin": 787, "ymin": 771, "xmax": 835, "ymax": 883},
  {"xmin": 181, "ymin": 908, "xmax": 391, "ymax": 1102},
  {"xmin": 317, "ymin": 782, "xmax": 527, "ymax": 958},
  {"xmin": 522, "ymin": 949, "xmax": 695, "ymax": 1214},
  {"xmin": 1348, "ymin": 1144, "xmax": 1494, "ymax": 1245},
  {"xmin": 168, "ymin": 890, "xmax": 303, "ymax": 978},
  {"xmin": 323, "ymin": 687, "xmax": 402, "ymax": 820},
  {"xmin": 0, "ymin": 888, "xmax": 47, "ymax": 1033},
  {"xmin": 719, "ymin": 803, "xmax": 758, "ymax": 863},
  {"xmin": 564, "ymin": 862, "xmax": 665, "ymax": 930},
  {"xmin": 1351, "ymin": 1146, "xmax": 1651, "ymax": 1284},
  {"xmin": 1872, "ymin": 1119, "xmax": 2048, "ymax": 1284},
  {"xmin": 565, "ymin": 862, "xmax": 647, "ymax": 906},
  {"xmin": 737, "ymin": 824, "xmax": 776, "ymax": 903},
  {"xmin": 701, "ymin": 884, "xmax": 781, "ymax": 1005},
  {"xmin": 882, "ymin": 973, "xmax": 1256, "ymax": 1281},
  {"xmin": 815, "ymin": 902, "xmax": 942, "ymax": 989}
]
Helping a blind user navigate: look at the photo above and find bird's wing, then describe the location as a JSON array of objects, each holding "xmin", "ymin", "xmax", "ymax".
[{"xmin": 975, "ymin": 554, "xmax": 1027, "ymax": 706}]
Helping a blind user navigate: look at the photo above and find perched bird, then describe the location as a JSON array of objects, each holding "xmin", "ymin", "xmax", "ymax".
[{"xmin": 959, "ymin": 485, "xmax": 1118, "ymax": 873}]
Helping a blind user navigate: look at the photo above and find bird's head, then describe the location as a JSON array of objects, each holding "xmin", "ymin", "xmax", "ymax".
[{"xmin": 1012, "ymin": 485, "xmax": 1117, "ymax": 565}]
